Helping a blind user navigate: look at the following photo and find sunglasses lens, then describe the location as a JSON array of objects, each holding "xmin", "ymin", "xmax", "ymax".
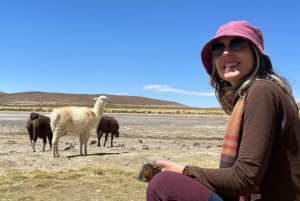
[
  {"xmin": 210, "ymin": 37, "xmax": 246, "ymax": 57},
  {"xmin": 230, "ymin": 37, "xmax": 245, "ymax": 51},
  {"xmin": 210, "ymin": 43, "xmax": 225, "ymax": 56}
]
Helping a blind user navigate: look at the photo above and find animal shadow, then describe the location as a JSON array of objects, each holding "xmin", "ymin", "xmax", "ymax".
[{"xmin": 66, "ymin": 152, "xmax": 127, "ymax": 158}]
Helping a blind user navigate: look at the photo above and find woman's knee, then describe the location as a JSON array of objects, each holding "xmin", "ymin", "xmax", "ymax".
[
  {"xmin": 146, "ymin": 171, "xmax": 222, "ymax": 201},
  {"xmin": 146, "ymin": 171, "xmax": 177, "ymax": 200}
]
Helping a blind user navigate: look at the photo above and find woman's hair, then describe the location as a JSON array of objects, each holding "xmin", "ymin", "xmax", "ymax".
[{"xmin": 209, "ymin": 42, "xmax": 299, "ymax": 115}]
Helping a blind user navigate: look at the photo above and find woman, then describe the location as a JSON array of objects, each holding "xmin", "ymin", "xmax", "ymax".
[{"xmin": 146, "ymin": 21, "xmax": 300, "ymax": 201}]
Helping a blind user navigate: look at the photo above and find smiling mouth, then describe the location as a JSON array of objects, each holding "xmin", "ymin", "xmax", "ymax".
[{"xmin": 224, "ymin": 62, "xmax": 239, "ymax": 69}]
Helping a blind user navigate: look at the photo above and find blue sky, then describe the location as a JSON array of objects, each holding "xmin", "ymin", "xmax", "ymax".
[{"xmin": 1, "ymin": 0, "xmax": 299, "ymax": 107}]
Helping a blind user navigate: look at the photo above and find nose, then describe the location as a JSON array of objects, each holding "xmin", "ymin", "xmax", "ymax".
[{"xmin": 222, "ymin": 45, "xmax": 233, "ymax": 56}]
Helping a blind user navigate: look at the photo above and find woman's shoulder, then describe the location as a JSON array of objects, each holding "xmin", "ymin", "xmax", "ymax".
[
  {"xmin": 242, "ymin": 80, "xmax": 283, "ymax": 118},
  {"xmin": 247, "ymin": 79, "xmax": 283, "ymax": 95},
  {"xmin": 250, "ymin": 79, "xmax": 280, "ymax": 88},
  {"xmin": 244, "ymin": 79, "xmax": 285, "ymax": 106}
]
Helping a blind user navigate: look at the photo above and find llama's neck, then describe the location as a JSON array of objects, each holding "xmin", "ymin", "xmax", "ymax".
[{"xmin": 94, "ymin": 101, "xmax": 105, "ymax": 117}]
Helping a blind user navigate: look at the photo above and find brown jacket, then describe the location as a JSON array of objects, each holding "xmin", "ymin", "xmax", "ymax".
[{"xmin": 187, "ymin": 80, "xmax": 300, "ymax": 201}]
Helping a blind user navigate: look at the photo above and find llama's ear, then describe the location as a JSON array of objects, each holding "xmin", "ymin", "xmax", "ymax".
[{"xmin": 93, "ymin": 97, "xmax": 98, "ymax": 101}]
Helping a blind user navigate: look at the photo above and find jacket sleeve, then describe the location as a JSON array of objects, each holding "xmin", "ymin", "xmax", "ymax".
[{"xmin": 187, "ymin": 81, "xmax": 280, "ymax": 196}]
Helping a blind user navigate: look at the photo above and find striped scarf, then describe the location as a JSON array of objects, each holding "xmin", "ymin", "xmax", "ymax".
[
  {"xmin": 220, "ymin": 95, "xmax": 245, "ymax": 168},
  {"xmin": 220, "ymin": 94, "xmax": 248, "ymax": 201}
]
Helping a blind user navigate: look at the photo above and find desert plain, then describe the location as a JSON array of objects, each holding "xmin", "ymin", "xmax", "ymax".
[{"xmin": 0, "ymin": 111, "xmax": 229, "ymax": 201}]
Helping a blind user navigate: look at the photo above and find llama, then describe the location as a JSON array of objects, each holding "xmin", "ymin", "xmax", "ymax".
[
  {"xmin": 26, "ymin": 112, "xmax": 53, "ymax": 152},
  {"xmin": 96, "ymin": 115, "xmax": 120, "ymax": 147},
  {"xmin": 50, "ymin": 95, "xmax": 110, "ymax": 157}
]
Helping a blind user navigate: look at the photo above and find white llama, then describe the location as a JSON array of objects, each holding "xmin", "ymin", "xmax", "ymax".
[{"xmin": 50, "ymin": 95, "xmax": 110, "ymax": 157}]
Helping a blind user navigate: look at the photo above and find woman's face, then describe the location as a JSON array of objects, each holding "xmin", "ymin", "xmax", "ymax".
[{"xmin": 213, "ymin": 36, "xmax": 255, "ymax": 86}]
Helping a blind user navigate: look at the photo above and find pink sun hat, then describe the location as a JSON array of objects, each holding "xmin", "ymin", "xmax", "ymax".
[{"xmin": 201, "ymin": 20, "xmax": 271, "ymax": 76}]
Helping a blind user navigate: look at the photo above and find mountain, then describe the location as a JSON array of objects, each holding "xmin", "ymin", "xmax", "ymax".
[{"xmin": 0, "ymin": 91, "xmax": 186, "ymax": 107}]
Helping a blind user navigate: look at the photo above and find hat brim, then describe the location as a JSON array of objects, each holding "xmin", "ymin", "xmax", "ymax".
[{"xmin": 201, "ymin": 37, "xmax": 218, "ymax": 76}]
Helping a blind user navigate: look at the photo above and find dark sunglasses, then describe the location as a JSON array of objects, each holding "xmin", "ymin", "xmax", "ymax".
[{"xmin": 210, "ymin": 37, "xmax": 247, "ymax": 57}]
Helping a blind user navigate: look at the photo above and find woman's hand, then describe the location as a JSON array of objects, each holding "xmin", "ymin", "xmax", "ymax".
[{"xmin": 156, "ymin": 160, "xmax": 184, "ymax": 173}]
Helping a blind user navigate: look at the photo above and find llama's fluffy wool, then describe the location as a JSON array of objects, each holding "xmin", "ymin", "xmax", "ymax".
[
  {"xmin": 50, "ymin": 95, "xmax": 110, "ymax": 157},
  {"xmin": 96, "ymin": 115, "xmax": 120, "ymax": 147},
  {"xmin": 26, "ymin": 112, "xmax": 53, "ymax": 152}
]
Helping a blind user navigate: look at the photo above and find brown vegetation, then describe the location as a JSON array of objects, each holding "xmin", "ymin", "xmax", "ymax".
[
  {"xmin": 0, "ymin": 91, "xmax": 227, "ymax": 115},
  {"xmin": 0, "ymin": 91, "xmax": 185, "ymax": 106}
]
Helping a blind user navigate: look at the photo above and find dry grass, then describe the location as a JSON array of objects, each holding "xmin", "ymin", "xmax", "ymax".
[
  {"xmin": 0, "ymin": 150, "xmax": 219, "ymax": 201},
  {"xmin": 0, "ymin": 164, "xmax": 145, "ymax": 201},
  {"xmin": 0, "ymin": 105, "xmax": 226, "ymax": 115}
]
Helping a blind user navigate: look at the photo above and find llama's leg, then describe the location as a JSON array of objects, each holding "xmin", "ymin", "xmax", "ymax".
[
  {"xmin": 104, "ymin": 133, "xmax": 109, "ymax": 147},
  {"xmin": 79, "ymin": 134, "xmax": 84, "ymax": 155},
  {"xmin": 97, "ymin": 131, "xmax": 104, "ymax": 147},
  {"xmin": 32, "ymin": 141, "xmax": 36, "ymax": 152},
  {"xmin": 32, "ymin": 131, "xmax": 39, "ymax": 152},
  {"xmin": 48, "ymin": 134, "xmax": 53, "ymax": 150},
  {"xmin": 29, "ymin": 131, "xmax": 33, "ymax": 146},
  {"xmin": 111, "ymin": 133, "xmax": 114, "ymax": 147},
  {"xmin": 42, "ymin": 137, "xmax": 47, "ymax": 151},
  {"xmin": 84, "ymin": 134, "xmax": 89, "ymax": 155},
  {"xmin": 52, "ymin": 137, "xmax": 58, "ymax": 157},
  {"xmin": 52, "ymin": 131, "xmax": 60, "ymax": 158}
]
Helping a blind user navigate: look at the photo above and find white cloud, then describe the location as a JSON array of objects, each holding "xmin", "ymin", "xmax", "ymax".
[{"xmin": 142, "ymin": 85, "xmax": 215, "ymax": 97}]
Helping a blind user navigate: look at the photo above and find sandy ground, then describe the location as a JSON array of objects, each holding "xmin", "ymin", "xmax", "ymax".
[{"xmin": 0, "ymin": 113, "xmax": 229, "ymax": 173}]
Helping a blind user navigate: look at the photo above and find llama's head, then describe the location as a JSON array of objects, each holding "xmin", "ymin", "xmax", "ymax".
[
  {"xmin": 113, "ymin": 130, "xmax": 120, "ymax": 138},
  {"xmin": 114, "ymin": 124, "xmax": 120, "ymax": 138},
  {"xmin": 93, "ymin": 95, "xmax": 110, "ymax": 105},
  {"xmin": 93, "ymin": 96, "xmax": 110, "ymax": 114},
  {"xmin": 30, "ymin": 112, "xmax": 40, "ymax": 120}
]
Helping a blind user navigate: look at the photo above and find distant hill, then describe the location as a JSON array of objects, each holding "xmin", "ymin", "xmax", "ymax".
[{"xmin": 0, "ymin": 91, "xmax": 186, "ymax": 107}]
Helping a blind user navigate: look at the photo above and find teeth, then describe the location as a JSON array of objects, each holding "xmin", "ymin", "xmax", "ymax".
[{"xmin": 224, "ymin": 62, "xmax": 237, "ymax": 68}]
